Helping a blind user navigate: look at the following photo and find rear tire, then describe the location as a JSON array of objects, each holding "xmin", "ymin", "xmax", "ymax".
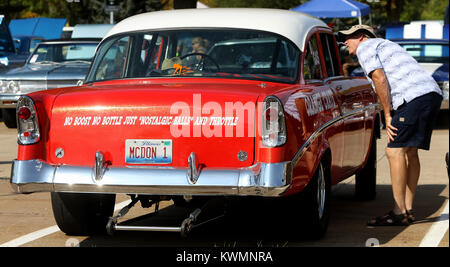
[
  {"xmin": 51, "ymin": 192, "xmax": 116, "ymax": 236},
  {"xmin": 289, "ymin": 161, "xmax": 331, "ymax": 239},
  {"xmin": 172, "ymin": 196, "xmax": 209, "ymax": 207},
  {"xmin": 355, "ymin": 131, "xmax": 377, "ymax": 200},
  {"xmin": 1, "ymin": 108, "xmax": 17, "ymax": 128}
]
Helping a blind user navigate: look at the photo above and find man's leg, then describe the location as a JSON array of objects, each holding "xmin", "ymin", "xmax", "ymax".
[
  {"xmin": 385, "ymin": 147, "xmax": 408, "ymax": 214},
  {"xmin": 405, "ymin": 147, "xmax": 420, "ymax": 211}
]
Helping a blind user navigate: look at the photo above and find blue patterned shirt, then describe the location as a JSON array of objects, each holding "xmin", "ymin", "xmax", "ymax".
[{"xmin": 356, "ymin": 38, "xmax": 442, "ymax": 110}]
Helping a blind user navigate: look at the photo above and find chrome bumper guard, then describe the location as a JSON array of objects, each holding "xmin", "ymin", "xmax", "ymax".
[{"xmin": 10, "ymin": 159, "xmax": 292, "ymax": 197}]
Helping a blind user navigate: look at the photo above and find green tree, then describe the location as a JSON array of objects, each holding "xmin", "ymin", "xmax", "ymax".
[
  {"xmin": 2, "ymin": 0, "xmax": 169, "ymax": 25},
  {"xmin": 3, "ymin": 0, "xmax": 447, "ymax": 26},
  {"xmin": 362, "ymin": 0, "xmax": 448, "ymax": 23},
  {"xmin": 399, "ymin": 0, "xmax": 448, "ymax": 21},
  {"xmin": 204, "ymin": 0, "xmax": 448, "ymax": 23},
  {"xmin": 0, "ymin": 0, "xmax": 26, "ymax": 21},
  {"xmin": 114, "ymin": 0, "xmax": 168, "ymax": 23}
]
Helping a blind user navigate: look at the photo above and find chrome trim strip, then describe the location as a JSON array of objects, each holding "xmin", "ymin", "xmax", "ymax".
[
  {"xmin": 10, "ymin": 159, "xmax": 291, "ymax": 197},
  {"xmin": 291, "ymin": 103, "xmax": 381, "ymax": 166}
]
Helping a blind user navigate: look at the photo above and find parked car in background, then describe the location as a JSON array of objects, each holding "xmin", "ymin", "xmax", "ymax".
[
  {"xmin": 12, "ymin": 35, "xmax": 45, "ymax": 64},
  {"xmin": 10, "ymin": 9, "xmax": 380, "ymax": 239},
  {"xmin": 0, "ymin": 38, "xmax": 100, "ymax": 127},
  {"xmin": 0, "ymin": 15, "xmax": 20, "ymax": 70},
  {"xmin": 2, "ymin": 16, "xmax": 65, "ymax": 70}
]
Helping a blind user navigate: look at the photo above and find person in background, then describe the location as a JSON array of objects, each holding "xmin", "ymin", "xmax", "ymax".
[
  {"xmin": 342, "ymin": 53, "xmax": 360, "ymax": 77},
  {"xmin": 188, "ymin": 37, "xmax": 208, "ymax": 64},
  {"xmin": 191, "ymin": 37, "xmax": 208, "ymax": 54},
  {"xmin": 339, "ymin": 25, "xmax": 443, "ymax": 226}
]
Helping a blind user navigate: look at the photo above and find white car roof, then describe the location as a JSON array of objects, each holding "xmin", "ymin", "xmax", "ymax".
[{"xmin": 104, "ymin": 8, "xmax": 329, "ymax": 51}]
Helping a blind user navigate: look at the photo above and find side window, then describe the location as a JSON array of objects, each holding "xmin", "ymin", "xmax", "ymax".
[
  {"xmin": 32, "ymin": 46, "xmax": 49, "ymax": 62},
  {"xmin": 94, "ymin": 36, "xmax": 130, "ymax": 81},
  {"xmin": 148, "ymin": 35, "xmax": 165, "ymax": 71},
  {"xmin": 128, "ymin": 34, "xmax": 154, "ymax": 77},
  {"xmin": 30, "ymin": 39, "xmax": 42, "ymax": 53},
  {"xmin": 303, "ymin": 35, "xmax": 322, "ymax": 81},
  {"xmin": 319, "ymin": 33, "xmax": 340, "ymax": 77}
]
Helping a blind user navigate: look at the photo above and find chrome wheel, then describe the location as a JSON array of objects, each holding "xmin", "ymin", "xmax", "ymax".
[
  {"xmin": 316, "ymin": 163, "xmax": 326, "ymax": 219},
  {"xmin": 290, "ymin": 159, "xmax": 330, "ymax": 239}
]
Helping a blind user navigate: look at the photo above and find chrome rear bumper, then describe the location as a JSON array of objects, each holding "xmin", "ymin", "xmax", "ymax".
[
  {"xmin": 0, "ymin": 95, "xmax": 20, "ymax": 108},
  {"xmin": 10, "ymin": 160, "xmax": 292, "ymax": 197}
]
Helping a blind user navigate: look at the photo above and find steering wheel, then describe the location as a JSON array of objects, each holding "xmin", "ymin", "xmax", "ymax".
[{"xmin": 179, "ymin": 52, "xmax": 221, "ymax": 72}]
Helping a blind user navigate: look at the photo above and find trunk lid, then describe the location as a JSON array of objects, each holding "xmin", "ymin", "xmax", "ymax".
[{"xmin": 48, "ymin": 80, "xmax": 264, "ymax": 168}]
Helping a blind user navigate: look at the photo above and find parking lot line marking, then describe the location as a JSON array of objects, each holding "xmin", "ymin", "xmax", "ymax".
[
  {"xmin": 419, "ymin": 200, "xmax": 449, "ymax": 247},
  {"xmin": 0, "ymin": 225, "xmax": 60, "ymax": 247},
  {"xmin": 114, "ymin": 199, "xmax": 132, "ymax": 211},
  {"xmin": 0, "ymin": 199, "xmax": 132, "ymax": 247}
]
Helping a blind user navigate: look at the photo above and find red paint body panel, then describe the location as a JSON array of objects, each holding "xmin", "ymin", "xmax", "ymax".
[
  {"xmin": 46, "ymin": 79, "xmax": 274, "ymax": 168},
  {"xmin": 19, "ymin": 74, "xmax": 378, "ymax": 196},
  {"xmin": 17, "ymin": 26, "xmax": 380, "ymax": 198}
]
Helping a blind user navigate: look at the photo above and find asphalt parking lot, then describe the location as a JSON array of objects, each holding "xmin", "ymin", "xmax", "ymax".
[{"xmin": 0, "ymin": 112, "xmax": 448, "ymax": 247}]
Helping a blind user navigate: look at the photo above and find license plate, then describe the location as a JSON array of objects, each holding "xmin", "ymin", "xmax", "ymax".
[{"xmin": 125, "ymin": 139, "xmax": 172, "ymax": 164}]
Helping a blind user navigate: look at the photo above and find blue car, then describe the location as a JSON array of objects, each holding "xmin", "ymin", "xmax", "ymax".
[
  {"xmin": 12, "ymin": 35, "xmax": 45, "ymax": 64},
  {"xmin": 0, "ymin": 15, "xmax": 20, "ymax": 70},
  {"xmin": 0, "ymin": 38, "xmax": 101, "ymax": 128}
]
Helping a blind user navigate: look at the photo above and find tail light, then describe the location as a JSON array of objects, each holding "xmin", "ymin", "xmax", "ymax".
[
  {"xmin": 17, "ymin": 96, "xmax": 40, "ymax": 145},
  {"xmin": 262, "ymin": 96, "xmax": 286, "ymax": 147}
]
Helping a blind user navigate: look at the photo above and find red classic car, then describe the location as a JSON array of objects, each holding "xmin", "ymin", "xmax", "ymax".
[{"xmin": 10, "ymin": 8, "xmax": 381, "ymax": 239}]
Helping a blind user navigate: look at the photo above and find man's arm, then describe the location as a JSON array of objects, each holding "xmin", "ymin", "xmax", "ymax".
[{"xmin": 369, "ymin": 68, "xmax": 398, "ymax": 142}]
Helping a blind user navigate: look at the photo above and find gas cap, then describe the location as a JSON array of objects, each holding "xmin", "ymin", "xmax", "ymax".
[
  {"xmin": 55, "ymin": 148, "xmax": 65, "ymax": 158},
  {"xmin": 237, "ymin": 151, "xmax": 248, "ymax": 162}
]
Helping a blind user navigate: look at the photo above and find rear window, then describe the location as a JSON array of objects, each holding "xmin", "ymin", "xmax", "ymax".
[
  {"xmin": 400, "ymin": 43, "xmax": 449, "ymax": 64},
  {"xmin": 86, "ymin": 29, "xmax": 300, "ymax": 84},
  {"xmin": 28, "ymin": 42, "xmax": 99, "ymax": 63}
]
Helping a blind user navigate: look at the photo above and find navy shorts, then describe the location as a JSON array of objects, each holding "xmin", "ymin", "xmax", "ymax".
[{"xmin": 388, "ymin": 92, "xmax": 442, "ymax": 150}]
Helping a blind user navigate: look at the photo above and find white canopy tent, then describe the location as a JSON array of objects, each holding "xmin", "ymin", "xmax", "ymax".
[{"xmin": 197, "ymin": 2, "xmax": 209, "ymax": 8}]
